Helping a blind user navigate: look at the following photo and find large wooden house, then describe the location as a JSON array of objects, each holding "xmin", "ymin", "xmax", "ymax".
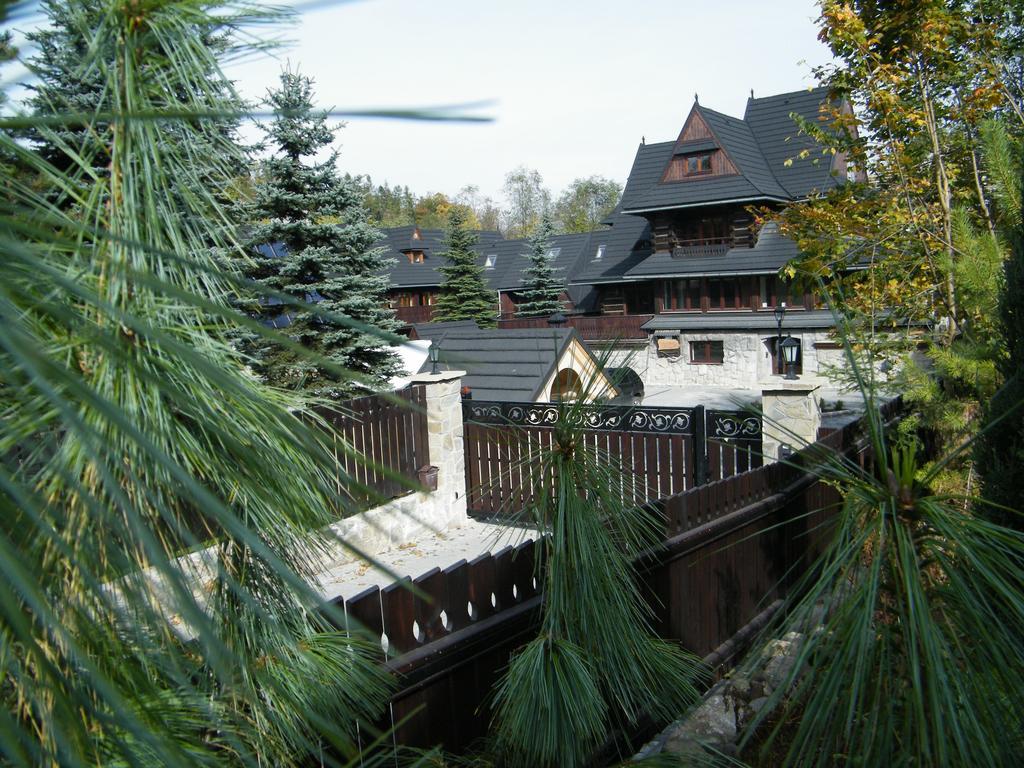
[{"xmin": 559, "ymin": 87, "xmax": 855, "ymax": 389}]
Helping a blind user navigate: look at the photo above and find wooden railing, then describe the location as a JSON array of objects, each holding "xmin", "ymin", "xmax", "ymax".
[
  {"xmin": 315, "ymin": 386, "xmax": 430, "ymax": 508},
  {"xmin": 324, "ymin": 398, "xmax": 900, "ymax": 755},
  {"xmin": 497, "ymin": 313, "xmax": 654, "ymax": 340},
  {"xmin": 393, "ymin": 305, "xmax": 435, "ymax": 324}
]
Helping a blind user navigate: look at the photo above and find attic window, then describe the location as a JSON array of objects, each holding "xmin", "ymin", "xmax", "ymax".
[
  {"xmin": 484, "ymin": 254, "xmax": 497, "ymax": 269},
  {"xmin": 546, "ymin": 247, "xmax": 561, "ymax": 260},
  {"xmin": 685, "ymin": 152, "xmax": 713, "ymax": 176},
  {"xmin": 407, "ymin": 250, "xmax": 425, "ymax": 264},
  {"xmin": 594, "ymin": 244, "xmax": 606, "ymax": 260}
]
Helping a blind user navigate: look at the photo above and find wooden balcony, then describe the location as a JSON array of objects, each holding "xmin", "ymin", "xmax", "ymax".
[
  {"xmin": 394, "ymin": 305, "xmax": 435, "ymax": 324},
  {"xmin": 497, "ymin": 313, "xmax": 653, "ymax": 341}
]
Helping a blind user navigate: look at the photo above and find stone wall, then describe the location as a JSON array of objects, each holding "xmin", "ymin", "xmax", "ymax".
[
  {"xmin": 318, "ymin": 372, "xmax": 469, "ymax": 571},
  {"xmin": 604, "ymin": 330, "xmax": 835, "ymax": 391}
]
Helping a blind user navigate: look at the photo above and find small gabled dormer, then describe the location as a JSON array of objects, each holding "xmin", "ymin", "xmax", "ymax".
[
  {"xmin": 661, "ymin": 104, "xmax": 738, "ymax": 183},
  {"xmin": 401, "ymin": 226, "xmax": 427, "ymax": 263}
]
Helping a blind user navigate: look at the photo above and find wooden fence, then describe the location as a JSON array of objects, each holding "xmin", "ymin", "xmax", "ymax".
[
  {"xmin": 315, "ymin": 386, "xmax": 430, "ymax": 507},
  {"xmin": 497, "ymin": 313, "xmax": 655, "ymax": 340},
  {"xmin": 462, "ymin": 401, "xmax": 763, "ymax": 518},
  {"xmin": 327, "ymin": 398, "xmax": 901, "ymax": 755}
]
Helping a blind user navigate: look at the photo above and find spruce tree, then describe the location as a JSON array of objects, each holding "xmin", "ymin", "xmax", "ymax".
[
  {"xmin": 243, "ymin": 69, "xmax": 401, "ymax": 396},
  {"xmin": 433, "ymin": 207, "xmax": 497, "ymax": 327},
  {"xmin": 516, "ymin": 212, "xmax": 564, "ymax": 318}
]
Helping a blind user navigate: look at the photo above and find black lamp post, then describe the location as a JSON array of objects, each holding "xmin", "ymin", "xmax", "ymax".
[
  {"xmin": 781, "ymin": 335, "xmax": 800, "ymax": 380},
  {"xmin": 547, "ymin": 311, "xmax": 567, "ymax": 327},
  {"xmin": 428, "ymin": 342, "xmax": 441, "ymax": 375},
  {"xmin": 773, "ymin": 301, "xmax": 787, "ymax": 375}
]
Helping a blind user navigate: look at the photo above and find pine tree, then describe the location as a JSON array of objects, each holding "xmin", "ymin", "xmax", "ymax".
[
  {"xmin": 23, "ymin": 0, "xmax": 247, "ymax": 191},
  {"xmin": 242, "ymin": 69, "xmax": 401, "ymax": 396},
  {"xmin": 976, "ymin": 192, "xmax": 1024, "ymax": 527},
  {"xmin": 433, "ymin": 207, "xmax": 497, "ymax": 327},
  {"xmin": 516, "ymin": 212, "xmax": 564, "ymax": 318}
]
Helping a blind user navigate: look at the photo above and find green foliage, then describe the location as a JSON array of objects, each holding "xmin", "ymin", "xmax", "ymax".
[
  {"xmin": 976, "ymin": 177, "xmax": 1024, "ymax": 527},
  {"xmin": 501, "ymin": 165, "xmax": 551, "ymax": 238},
  {"xmin": 516, "ymin": 212, "xmax": 564, "ymax": 318},
  {"xmin": 741, "ymin": 409, "xmax": 1024, "ymax": 766},
  {"xmin": 348, "ymin": 174, "xmax": 418, "ymax": 227},
  {"xmin": 433, "ymin": 208, "xmax": 497, "ymax": 327},
  {"xmin": 491, "ymin": 369, "xmax": 704, "ymax": 767},
  {"xmin": 553, "ymin": 175, "xmax": 621, "ymax": 233},
  {"xmin": 0, "ymin": 2, "xmax": 394, "ymax": 764},
  {"xmin": 240, "ymin": 68, "xmax": 401, "ymax": 396}
]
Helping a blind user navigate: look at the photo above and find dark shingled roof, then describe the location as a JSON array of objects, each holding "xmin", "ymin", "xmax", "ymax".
[
  {"xmin": 618, "ymin": 141, "xmax": 773, "ymax": 213},
  {"xmin": 623, "ymin": 221, "xmax": 799, "ymax": 278},
  {"xmin": 619, "ymin": 87, "xmax": 843, "ymax": 215},
  {"xmin": 570, "ymin": 211, "xmax": 653, "ymax": 285},
  {"xmin": 412, "ymin": 324, "xmax": 580, "ymax": 402},
  {"xmin": 744, "ymin": 87, "xmax": 843, "ymax": 199},
  {"xmin": 376, "ymin": 226, "xmax": 504, "ymax": 289},
  {"xmin": 642, "ymin": 309, "xmax": 838, "ymax": 332}
]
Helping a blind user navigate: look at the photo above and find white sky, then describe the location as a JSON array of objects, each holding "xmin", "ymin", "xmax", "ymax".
[
  {"xmin": 8, "ymin": 0, "xmax": 833, "ymax": 202},
  {"xmin": 224, "ymin": 0, "xmax": 834, "ymax": 201}
]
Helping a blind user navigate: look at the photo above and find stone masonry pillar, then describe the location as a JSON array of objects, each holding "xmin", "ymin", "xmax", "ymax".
[
  {"xmin": 408, "ymin": 370, "xmax": 468, "ymax": 527},
  {"xmin": 760, "ymin": 379, "xmax": 823, "ymax": 462}
]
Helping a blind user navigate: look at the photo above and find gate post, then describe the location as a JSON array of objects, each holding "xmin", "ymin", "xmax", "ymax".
[
  {"xmin": 759, "ymin": 379, "xmax": 823, "ymax": 462},
  {"xmin": 408, "ymin": 370, "xmax": 469, "ymax": 526},
  {"xmin": 693, "ymin": 404, "xmax": 708, "ymax": 486}
]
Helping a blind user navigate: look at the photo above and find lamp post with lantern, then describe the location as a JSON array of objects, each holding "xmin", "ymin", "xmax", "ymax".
[{"xmin": 773, "ymin": 301, "xmax": 787, "ymax": 375}]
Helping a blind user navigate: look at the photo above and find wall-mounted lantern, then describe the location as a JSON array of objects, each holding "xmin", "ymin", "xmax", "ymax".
[{"xmin": 781, "ymin": 335, "xmax": 800, "ymax": 380}]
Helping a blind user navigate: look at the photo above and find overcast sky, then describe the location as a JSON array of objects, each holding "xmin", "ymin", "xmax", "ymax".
[{"xmin": 13, "ymin": 0, "xmax": 834, "ymax": 202}]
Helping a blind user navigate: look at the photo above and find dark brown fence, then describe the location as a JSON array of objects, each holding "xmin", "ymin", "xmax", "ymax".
[
  {"xmin": 316, "ymin": 386, "xmax": 430, "ymax": 507},
  {"xmin": 462, "ymin": 401, "xmax": 762, "ymax": 518},
  {"xmin": 328, "ymin": 398, "xmax": 899, "ymax": 755}
]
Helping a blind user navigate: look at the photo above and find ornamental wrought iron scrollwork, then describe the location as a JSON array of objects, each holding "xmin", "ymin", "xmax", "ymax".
[
  {"xmin": 710, "ymin": 412, "xmax": 762, "ymax": 440},
  {"xmin": 463, "ymin": 400, "xmax": 697, "ymax": 435}
]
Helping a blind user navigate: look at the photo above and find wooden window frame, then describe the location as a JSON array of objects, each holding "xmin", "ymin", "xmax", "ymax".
[
  {"xmin": 685, "ymin": 153, "xmax": 713, "ymax": 176},
  {"xmin": 690, "ymin": 340, "xmax": 724, "ymax": 365}
]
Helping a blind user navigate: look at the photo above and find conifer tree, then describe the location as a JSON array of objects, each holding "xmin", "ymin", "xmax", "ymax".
[
  {"xmin": 433, "ymin": 207, "xmax": 497, "ymax": 327},
  {"xmin": 243, "ymin": 69, "xmax": 401, "ymax": 395},
  {"xmin": 516, "ymin": 212, "xmax": 564, "ymax": 318},
  {"xmin": 976, "ymin": 190, "xmax": 1024, "ymax": 527}
]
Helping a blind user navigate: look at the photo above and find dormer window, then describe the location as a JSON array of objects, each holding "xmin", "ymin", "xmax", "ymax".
[
  {"xmin": 685, "ymin": 152, "xmax": 713, "ymax": 176},
  {"xmin": 484, "ymin": 254, "xmax": 497, "ymax": 269},
  {"xmin": 546, "ymin": 247, "xmax": 561, "ymax": 260},
  {"xmin": 594, "ymin": 244, "xmax": 606, "ymax": 260},
  {"xmin": 406, "ymin": 250, "xmax": 425, "ymax": 264}
]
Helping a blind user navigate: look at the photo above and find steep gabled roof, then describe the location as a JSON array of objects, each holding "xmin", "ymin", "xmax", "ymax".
[
  {"xmin": 412, "ymin": 324, "xmax": 579, "ymax": 402},
  {"xmin": 744, "ymin": 87, "xmax": 843, "ymax": 198},
  {"xmin": 619, "ymin": 88, "xmax": 844, "ymax": 215},
  {"xmin": 698, "ymin": 106, "xmax": 789, "ymax": 199},
  {"xmin": 618, "ymin": 140, "xmax": 772, "ymax": 213}
]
